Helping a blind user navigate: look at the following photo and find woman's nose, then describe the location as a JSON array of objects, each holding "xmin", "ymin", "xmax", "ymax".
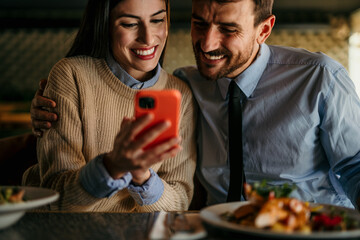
[{"xmin": 138, "ymin": 25, "xmax": 154, "ymax": 45}]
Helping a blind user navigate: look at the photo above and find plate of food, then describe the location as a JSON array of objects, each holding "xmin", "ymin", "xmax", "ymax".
[
  {"xmin": 0, "ymin": 186, "xmax": 59, "ymax": 230},
  {"xmin": 200, "ymin": 182, "xmax": 360, "ymax": 239}
]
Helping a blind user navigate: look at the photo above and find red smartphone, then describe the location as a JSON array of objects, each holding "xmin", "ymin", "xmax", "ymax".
[{"xmin": 134, "ymin": 89, "xmax": 181, "ymax": 150}]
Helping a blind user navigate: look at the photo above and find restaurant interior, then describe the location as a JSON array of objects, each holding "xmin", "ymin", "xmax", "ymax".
[
  {"xmin": 1, "ymin": 1, "xmax": 360, "ymax": 239},
  {"xmin": 0, "ymin": 0, "xmax": 360, "ymax": 139}
]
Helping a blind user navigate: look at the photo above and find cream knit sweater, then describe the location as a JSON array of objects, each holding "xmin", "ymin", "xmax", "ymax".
[{"xmin": 22, "ymin": 56, "xmax": 197, "ymax": 212}]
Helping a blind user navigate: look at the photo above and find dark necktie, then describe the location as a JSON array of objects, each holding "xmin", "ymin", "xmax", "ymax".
[{"xmin": 226, "ymin": 81, "xmax": 247, "ymax": 202}]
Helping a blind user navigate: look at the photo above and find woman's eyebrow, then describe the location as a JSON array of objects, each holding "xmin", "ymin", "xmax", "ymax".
[
  {"xmin": 151, "ymin": 9, "xmax": 166, "ymax": 17},
  {"xmin": 117, "ymin": 14, "xmax": 140, "ymax": 19},
  {"xmin": 117, "ymin": 9, "xmax": 166, "ymax": 20}
]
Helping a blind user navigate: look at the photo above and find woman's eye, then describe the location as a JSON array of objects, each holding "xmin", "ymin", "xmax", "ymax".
[
  {"xmin": 151, "ymin": 18, "xmax": 165, "ymax": 24},
  {"xmin": 121, "ymin": 23, "xmax": 137, "ymax": 28}
]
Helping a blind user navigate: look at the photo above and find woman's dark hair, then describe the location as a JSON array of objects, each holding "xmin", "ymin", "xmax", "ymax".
[{"xmin": 66, "ymin": 0, "xmax": 170, "ymax": 66}]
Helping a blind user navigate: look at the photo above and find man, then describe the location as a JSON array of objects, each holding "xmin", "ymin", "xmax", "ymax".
[{"xmin": 30, "ymin": 0, "xmax": 360, "ymax": 209}]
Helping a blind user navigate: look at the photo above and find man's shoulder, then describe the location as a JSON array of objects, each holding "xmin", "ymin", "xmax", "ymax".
[
  {"xmin": 267, "ymin": 45, "xmax": 344, "ymax": 72},
  {"xmin": 161, "ymin": 68, "xmax": 192, "ymax": 94},
  {"xmin": 173, "ymin": 65, "xmax": 201, "ymax": 84}
]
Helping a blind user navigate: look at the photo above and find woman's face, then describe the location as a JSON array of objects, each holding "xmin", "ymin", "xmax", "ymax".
[{"xmin": 109, "ymin": 0, "xmax": 168, "ymax": 81}]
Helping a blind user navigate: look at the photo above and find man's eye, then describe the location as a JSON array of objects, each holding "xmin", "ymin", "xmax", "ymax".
[
  {"xmin": 121, "ymin": 23, "xmax": 137, "ymax": 28},
  {"xmin": 221, "ymin": 28, "xmax": 237, "ymax": 33}
]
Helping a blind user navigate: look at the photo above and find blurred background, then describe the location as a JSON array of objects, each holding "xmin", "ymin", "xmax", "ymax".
[{"xmin": 1, "ymin": 0, "xmax": 360, "ymax": 138}]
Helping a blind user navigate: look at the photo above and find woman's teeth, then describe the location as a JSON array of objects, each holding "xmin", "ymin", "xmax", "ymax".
[
  {"xmin": 204, "ymin": 53, "xmax": 224, "ymax": 60},
  {"xmin": 134, "ymin": 47, "xmax": 155, "ymax": 56}
]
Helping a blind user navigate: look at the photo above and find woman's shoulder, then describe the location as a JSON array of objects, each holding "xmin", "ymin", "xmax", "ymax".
[
  {"xmin": 46, "ymin": 56, "xmax": 107, "ymax": 98},
  {"xmin": 53, "ymin": 56, "xmax": 104, "ymax": 70},
  {"xmin": 49, "ymin": 56, "xmax": 108, "ymax": 83}
]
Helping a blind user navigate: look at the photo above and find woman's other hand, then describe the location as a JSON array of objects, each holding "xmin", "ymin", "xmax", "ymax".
[
  {"xmin": 30, "ymin": 79, "xmax": 58, "ymax": 137},
  {"xmin": 103, "ymin": 114, "xmax": 181, "ymax": 185}
]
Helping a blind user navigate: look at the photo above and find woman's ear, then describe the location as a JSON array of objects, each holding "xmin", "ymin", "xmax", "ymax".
[{"xmin": 257, "ymin": 15, "xmax": 275, "ymax": 44}]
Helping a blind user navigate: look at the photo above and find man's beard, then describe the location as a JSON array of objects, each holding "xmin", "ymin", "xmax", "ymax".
[{"xmin": 192, "ymin": 42, "xmax": 254, "ymax": 81}]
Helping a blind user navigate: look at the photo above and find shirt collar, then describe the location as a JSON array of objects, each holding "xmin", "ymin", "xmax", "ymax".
[
  {"xmin": 218, "ymin": 43, "xmax": 271, "ymax": 99},
  {"xmin": 106, "ymin": 50, "xmax": 160, "ymax": 89}
]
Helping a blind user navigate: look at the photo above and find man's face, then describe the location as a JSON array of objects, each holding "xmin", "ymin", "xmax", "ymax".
[{"xmin": 191, "ymin": 0, "xmax": 261, "ymax": 81}]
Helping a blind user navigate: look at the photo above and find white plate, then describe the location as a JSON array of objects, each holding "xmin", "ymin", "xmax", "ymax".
[
  {"xmin": 0, "ymin": 186, "xmax": 59, "ymax": 230},
  {"xmin": 200, "ymin": 201, "xmax": 360, "ymax": 239}
]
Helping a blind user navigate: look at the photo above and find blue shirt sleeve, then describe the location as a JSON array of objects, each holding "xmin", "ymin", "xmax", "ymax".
[
  {"xmin": 79, "ymin": 154, "xmax": 133, "ymax": 198},
  {"xmin": 79, "ymin": 154, "xmax": 164, "ymax": 205},
  {"xmin": 320, "ymin": 67, "xmax": 360, "ymax": 207},
  {"xmin": 127, "ymin": 168, "xmax": 164, "ymax": 206}
]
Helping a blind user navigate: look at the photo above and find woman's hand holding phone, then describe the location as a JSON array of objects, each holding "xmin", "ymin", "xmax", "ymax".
[
  {"xmin": 30, "ymin": 83, "xmax": 182, "ymax": 185},
  {"xmin": 103, "ymin": 110, "xmax": 181, "ymax": 185}
]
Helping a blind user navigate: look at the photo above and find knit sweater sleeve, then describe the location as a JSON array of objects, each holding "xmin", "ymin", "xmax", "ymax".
[
  {"xmin": 37, "ymin": 58, "xmax": 105, "ymax": 211},
  {"xmin": 134, "ymin": 74, "xmax": 198, "ymax": 212}
]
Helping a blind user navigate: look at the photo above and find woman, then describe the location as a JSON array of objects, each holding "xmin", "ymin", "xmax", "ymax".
[{"xmin": 22, "ymin": 0, "xmax": 197, "ymax": 212}]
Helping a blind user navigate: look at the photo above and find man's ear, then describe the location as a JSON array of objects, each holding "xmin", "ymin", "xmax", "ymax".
[{"xmin": 256, "ymin": 15, "xmax": 275, "ymax": 44}]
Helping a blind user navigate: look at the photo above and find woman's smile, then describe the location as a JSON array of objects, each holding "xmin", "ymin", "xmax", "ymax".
[{"xmin": 131, "ymin": 46, "xmax": 158, "ymax": 60}]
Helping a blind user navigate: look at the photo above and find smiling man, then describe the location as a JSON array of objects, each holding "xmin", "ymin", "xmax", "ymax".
[
  {"xmin": 174, "ymin": 0, "xmax": 360, "ymax": 209},
  {"xmin": 190, "ymin": 0, "xmax": 267, "ymax": 81}
]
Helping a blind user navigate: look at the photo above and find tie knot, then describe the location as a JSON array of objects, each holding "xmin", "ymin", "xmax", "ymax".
[{"xmin": 229, "ymin": 81, "xmax": 245, "ymax": 100}]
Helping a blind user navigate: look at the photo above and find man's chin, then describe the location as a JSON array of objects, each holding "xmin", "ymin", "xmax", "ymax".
[
  {"xmin": 201, "ymin": 74, "xmax": 218, "ymax": 81},
  {"xmin": 198, "ymin": 66, "xmax": 222, "ymax": 81},
  {"xmin": 195, "ymin": 63, "xmax": 218, "ymax": 81}
]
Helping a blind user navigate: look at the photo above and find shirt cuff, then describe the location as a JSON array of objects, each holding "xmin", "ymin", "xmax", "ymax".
[
  {"xmin": 79, "ymin": 154, "xmax": 133, "ymax": 198},
  {"xmin": 127, "ymin": 168, "xmax": 164, "ymax": 206}
]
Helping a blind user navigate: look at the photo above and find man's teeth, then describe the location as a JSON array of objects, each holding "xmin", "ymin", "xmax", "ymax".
[
  {"xmin": 134, "ymin": 47, "xmax": 155, "ymax": 56},
  {"xmin": 204, "ymin": 53, "xmax": 224, "ymax": 60}
]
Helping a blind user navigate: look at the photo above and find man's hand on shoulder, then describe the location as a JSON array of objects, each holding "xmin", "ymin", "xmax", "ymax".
[{"xmin": 30, "ymin": 79, "xmax": 58, "ymax": 137}]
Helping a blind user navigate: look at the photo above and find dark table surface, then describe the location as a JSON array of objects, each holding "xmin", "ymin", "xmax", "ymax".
[
  {"xmin": 0, "ymin": 211, "xmax": 266, "ymax": 240},
  {"xmin": 0, "ymin": 212, "xmax": 158, "ymax": 240},
  {"xmin": 1, "ymin": 211, "xmax": 359, "ymax": 240}
]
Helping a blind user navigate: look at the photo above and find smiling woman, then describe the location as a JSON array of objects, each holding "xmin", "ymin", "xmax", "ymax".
[
  {"xmin": 109, "ymin": 0, "xmax": 168, "ymax": 80},
  {"xmin": 21, "ymin": 0, "xmax": 197, "ymax": 213}
]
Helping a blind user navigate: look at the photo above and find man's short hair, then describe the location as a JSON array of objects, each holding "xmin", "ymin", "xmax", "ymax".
[{"xmin": 197, "ymin": 0, "xmax": 274, "ymax": 26}]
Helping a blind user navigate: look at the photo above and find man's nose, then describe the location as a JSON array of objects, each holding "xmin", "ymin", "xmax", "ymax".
[{"xmin": 201, "ymin": 26, "xmax": 221, "ymax": 52}]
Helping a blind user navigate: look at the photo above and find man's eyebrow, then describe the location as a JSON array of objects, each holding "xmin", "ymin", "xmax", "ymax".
[
  {"xmin": 117, "ymin": 9, "xmax": 166, "ymax": 19},
  {"xmin": 191, "ymin": 13, "xmax": 204, "ymax": 21},
  {"xmin": 219, "ymin": 22, "xmax": 240, "ymax": 28},
  {"xmin": 192, "ymin": 13, "xmax": 241, "ymax": 29}
]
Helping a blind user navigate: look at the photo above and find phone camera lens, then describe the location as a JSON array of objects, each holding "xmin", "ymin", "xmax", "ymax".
[{"xmin": 139, "ymin": 97, "xmax": 155, "ymax": 109}]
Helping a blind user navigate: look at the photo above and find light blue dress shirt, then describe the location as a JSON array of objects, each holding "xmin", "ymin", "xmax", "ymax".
[
  {"xmin": 174, "ymin": 43, "xmax": 360, "ymax": 209},
  {"xmin": 79, "ymin": 53, "xmax": 164, "ymax": 206}
]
